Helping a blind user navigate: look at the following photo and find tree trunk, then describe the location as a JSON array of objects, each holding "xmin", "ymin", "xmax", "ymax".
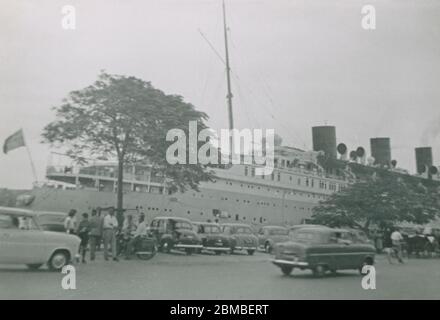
[{"xmin": 116, "ymin": 157, "xmax": 124, "ymax": 229}]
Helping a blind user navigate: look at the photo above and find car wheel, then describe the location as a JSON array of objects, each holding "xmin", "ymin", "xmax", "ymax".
[
  {"xmin": 161, "ymin": 240, "xmax": 172, "ymax": 253},
  {"xmin": 281, "ymin": 266, "xmax": 293, "ymax": 276},
  {"xmin": 312, "ymin": 265, "xmax": 327, "ymax": 277},
  {"xmin": 48, "ymin": 251, "xmax": 69, "ymax": 271},
  {"xmin": 247, "ymin": 249, "xmax": 255, "ymax": 255},
  {"xmin": 215, "ymin": 251, "xmax": 222, "ymax": 255},
  {"xmin": 359, "ymin": 257, "xmax": 374, "ymax": 275},
  {"xmin": 265, "ymin": 243, "xmax": 272, "ymax": 254},
  {"xmin": 185, "ymin": 248, "xmax": 194, "ymax": 255},
  {"xmin": 26, "ymin": 264, "xmax": 43, "ymax": 270}
]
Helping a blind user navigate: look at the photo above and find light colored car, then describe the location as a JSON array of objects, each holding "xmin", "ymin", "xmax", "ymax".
[{"xmin": 0, "ymin": 207, "xmax": 80, "ymax": 271}]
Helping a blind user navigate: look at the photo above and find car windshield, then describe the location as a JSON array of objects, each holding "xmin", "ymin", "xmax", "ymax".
[
  {"xmin": 235, "ymin": 227, "xmax": 253, "ymax": 234},
  {"xmin": 174, "ymin": 221, "xmax": 193, "ymax": 230},
  {"xmin": 37, "ymin": 214, "xmax": 65, "ymax": 225},
  {"xmin": 269, "ymin": 228, "xmax": 288, "ymax": 236},
  {"xmin": 291, "ymin": 231, "xmax": 326, "ymax": 244},
  {"xmin": 204, "ymin": 225, "xmax": 221, "ymax": 234}
]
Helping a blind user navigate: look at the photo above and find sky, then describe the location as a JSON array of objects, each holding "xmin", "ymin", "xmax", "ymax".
[{"xmin": 1, "ymin": 0, "xmax": 440, "ymax": 189}]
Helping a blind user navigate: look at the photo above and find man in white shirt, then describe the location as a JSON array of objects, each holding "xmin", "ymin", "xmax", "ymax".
[
  {"xmin": 125, "ymin": 213, "xmax": 148, "ymax": 260},
  {"xmin": 391, "ymin": 227, "xmax": 404, "ymax": 263},
  {"xmin": 103, "ymin": 208, "xmax": 119, "ymax": 261}
]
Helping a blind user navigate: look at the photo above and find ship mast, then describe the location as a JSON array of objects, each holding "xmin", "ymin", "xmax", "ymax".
[{"xmin": 222, "ymin": 0, "xmax": 234, "ymax": 156}]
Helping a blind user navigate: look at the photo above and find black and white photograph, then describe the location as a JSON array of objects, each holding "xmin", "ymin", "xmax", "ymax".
[{"xmin": 1, "ymin": 0, "xmax": 440, "ymax": 304}]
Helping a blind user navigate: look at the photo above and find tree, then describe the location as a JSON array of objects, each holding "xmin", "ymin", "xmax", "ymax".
[
  {"xmin": 311, "ymin": 174, "xmax": 440, "ymax": 233},
  {"xmin": 42, "ymin": 72, "xmax": 215, "ymax": 224}
]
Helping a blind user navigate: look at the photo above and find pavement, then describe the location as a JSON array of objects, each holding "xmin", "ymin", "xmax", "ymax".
[{"xmin": 0, "ymin": 250, "xmax": 439, "ymax": 299}]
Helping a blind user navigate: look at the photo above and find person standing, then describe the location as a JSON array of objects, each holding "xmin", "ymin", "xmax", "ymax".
[
  {"xmin": 64, "ymin": 209, "xmax": 77, "ymax": 235},
  {"xmin": 88, "ymin": 209, "xmax": 102, "ymax": 261},
  {"xmin": 77, "ymin": 213, "xmax": 91, "ymax": 263},
  {"xmin": 103, "ymin": 208, "xmax": 119, "ymax": 261},
  {"xmin": 391, "ymin": 227, "xmax": 404, "ymax": 263}
]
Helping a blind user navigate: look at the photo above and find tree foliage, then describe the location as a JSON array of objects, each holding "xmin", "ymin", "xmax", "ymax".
[
  {"xmin": 42, "ymin": 72, "xmax": 216, "ymax": 218},
  {"xmin": 312, "ymin": 174, "xmax": 440, "ymax": 232}
]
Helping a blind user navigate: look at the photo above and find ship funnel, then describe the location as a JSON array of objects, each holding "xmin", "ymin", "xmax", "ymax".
[
  {"xmin": 312, "ymin": 126, "xmax": 337, "ymax": 159},
  {"xmin": 370, "ymin": 137, "xmax": 391, "ymax": 167},
  {"xmin": 415, "ymin": 147, "xmax": 433, "ymax": 174}
]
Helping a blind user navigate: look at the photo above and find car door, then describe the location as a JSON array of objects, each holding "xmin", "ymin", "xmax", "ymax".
[
  {"xmin": 257, "ymin": 228, "xmax": 265, "ymax": 247},
  {"xmin": 9, "ymin": 216, "xmax": 48, "ymax": 264},
  {"xmin": 0, "ymin": 213, "xmax": 15, "ymax": 263}
]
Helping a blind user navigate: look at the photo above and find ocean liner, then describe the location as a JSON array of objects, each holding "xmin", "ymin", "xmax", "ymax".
[{"xmin": 11, "ymin": 1, "xmax": 440, "ymax": 226}]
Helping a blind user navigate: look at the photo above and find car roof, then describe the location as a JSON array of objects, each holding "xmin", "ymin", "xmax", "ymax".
[
  {"xmin": 0, "ymin": 206, "xmax": 35, "ymax": 217},
  {"xmin": 289, "ymin": 224, "xmax": 330, "ymax": 229},
  {"xmin": 262, "ymin": 225, "xmax": 287, "ymax": 230},
  {"xmin": 221, "ymin": 223, "xmax": 252, "ymax": 228},
  {"xmin": 153, "ymin": 216, "xmax": 192, "ymax": 222},
  {"xmin": 36, "ymin": 211, "xmax": 67, "ymax": 216},
  {"xmin": 294, "ymin": 227, "xmax": 348, "ymax": 234},
  {"xmin": 193, "ymin": 222, "xmax": 220, "ymax": 227}
]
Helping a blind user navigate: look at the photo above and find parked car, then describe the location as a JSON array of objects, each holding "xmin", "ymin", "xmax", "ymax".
[
  {"xmin": 193, "ymin": 222, "xmax": 232, "ymax": 255},
  {"xmin": 221, "ymin": 223, "xmax": 258, "ymax": 255},
  {"xmin": 35, "ymin": 211, "xmax": 67, "ymax": 232},
  {"xmin": 272, "ymin": 226, "xmax": 375, "ymax": 277},
  {"xmin": 0, "ymin": 207, "xmax": 80, "ymax": 271},
  {"xmin": 150, "ymin": 217, "xmax": 202, "ymax": 255},
  {"xmin": 257, "ymin": 226, "xmax": 289, "ymax": 253}
]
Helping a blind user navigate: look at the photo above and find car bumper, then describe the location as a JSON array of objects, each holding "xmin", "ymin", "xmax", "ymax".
[
  {"xmin": 234, "ymin": 246, "xmax": 257, "ymax": 251},
  {"xmin": 174, "ymin": 244, "xmax": 203, "ymax": 249},
  {"xmin": 204, "ymin": 246, "xmax": 231, "ymax": 251},
  {"xmin": 272, "ymin": 259, "xmax": 309, "ymax": 267}
]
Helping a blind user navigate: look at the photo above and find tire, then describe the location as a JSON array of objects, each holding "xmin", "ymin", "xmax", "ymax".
[
  {"xmin": 359, "ymin": 257, "xmax": 374, "ymax": 274},
  {"xmin": 247, "ymin": 249, "xmax": 255, "ymax": 256},
  {"xmin": 48, "ymin": 251, "xmax": 69, "ymax": 271},
  {"xmin": 215, "ymin": 251, "xmax": 222, "ymax": 255},
  {"xmin": 27, "ymin": 264, "xmax": 43, "ymax": 270},
  {"xmin": 281, "ymin": 266, "xmax": 293, "ymax": 276},
  {"xmin": 185, "ymin": 248, "xmax": 194, "ymax": 255},
  {"xmin": 161, "ymin": 240, "xmax": 172, "ymax": 253},
  {"xmin": 136, "ymin": 244, "xmax": 157, "ymax": 261},
  {"xmin": 312, "ymin": 264, "xmax": 326, "ymax": 277},
  {"xmin": 265, "ymin": 243, "xmax": 272, "ymax": 254}
]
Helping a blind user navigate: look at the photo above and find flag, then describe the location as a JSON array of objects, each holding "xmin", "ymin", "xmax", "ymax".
[{"xmin": 3, "ymin": 129, "xmax": 25, "ymax": 154}]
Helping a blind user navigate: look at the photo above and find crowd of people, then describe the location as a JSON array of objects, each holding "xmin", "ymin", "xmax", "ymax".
[{"xmin": 63, "ymin": 208, "xmax": 149, "ymax": 263}]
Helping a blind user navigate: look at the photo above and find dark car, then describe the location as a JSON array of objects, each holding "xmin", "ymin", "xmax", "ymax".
[
  {"xmin": 150, "ymin": 217, "xmax": 202, "ymax": 255},
  {"xmin": 272, "ymin": 227, "xmax": 375, "ymax": 277},
  {"xmin": 257, "ymin": 226, "xmax": 289, "ymax": 253},
  {"xmin": 193, "ymin": 222, "xmax": 232, "ymax": 255},
  {"xmin": 35, "ymin": 211, "xmax": 67, "ymax": 232},
  {"xmin": 221, "ymin": 223, "xmax": 258, "ymax": 255}
]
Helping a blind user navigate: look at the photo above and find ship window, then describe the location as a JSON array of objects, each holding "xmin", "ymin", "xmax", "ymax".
[
  {"xmin": 235, "ymin": 214, "xmax": 239, "ymax": 221},
  {"xmin": 244, "ymin": 166, "xmax": 249, "ymax": 176},
  {"xmin": 187, "ymin": 211, "xmax": 190, "ymax": 214},
  {"xmin": 251, "ymin": 167, "xmax": 255, "ymax": 177}
]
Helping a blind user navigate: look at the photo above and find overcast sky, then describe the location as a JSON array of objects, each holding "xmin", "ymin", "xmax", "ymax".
[{"xmin": 1, "ymin": 0, "xmax": 440, "ymax": 189}]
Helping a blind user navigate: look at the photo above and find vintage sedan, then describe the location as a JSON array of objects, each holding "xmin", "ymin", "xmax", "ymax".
[
  {"xmin": 221, "ymin": 223, "xmax": 258, "ymax": 255},
  {"xmin": 150, "ymin": 217, "xmax": 202, "ymax": 255},
  {"xmin": 0, "ymin": 207, "xmax": 80, "ymax": 271},
  {"xmin": 193, "ymin": 222, "xmax": 232, "ymax": 255},
  {"xmin": 257, "ymin": 226, "xmax": 289, "ymax": 253},
  {"xmin": 272, "ymin": 227, "xmax": 375, "ymax": 277}
]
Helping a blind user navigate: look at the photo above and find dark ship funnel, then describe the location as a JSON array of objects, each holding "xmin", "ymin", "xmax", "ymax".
[
  {"xmin": 370, "ymin": 137, "xmax": 391, "ymax": 167},
  {"xmin": 312, "ymin": 126, "xmax": 337, "ymax": 159},
  {"xmin": 415, "ymin": 147, "xmax": 433, "ymax": 174}
]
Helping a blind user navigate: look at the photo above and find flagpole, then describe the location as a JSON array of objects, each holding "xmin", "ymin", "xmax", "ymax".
[{"xmin": 21, "ymin": 129, "xmax": 38, "ymax": 184}]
